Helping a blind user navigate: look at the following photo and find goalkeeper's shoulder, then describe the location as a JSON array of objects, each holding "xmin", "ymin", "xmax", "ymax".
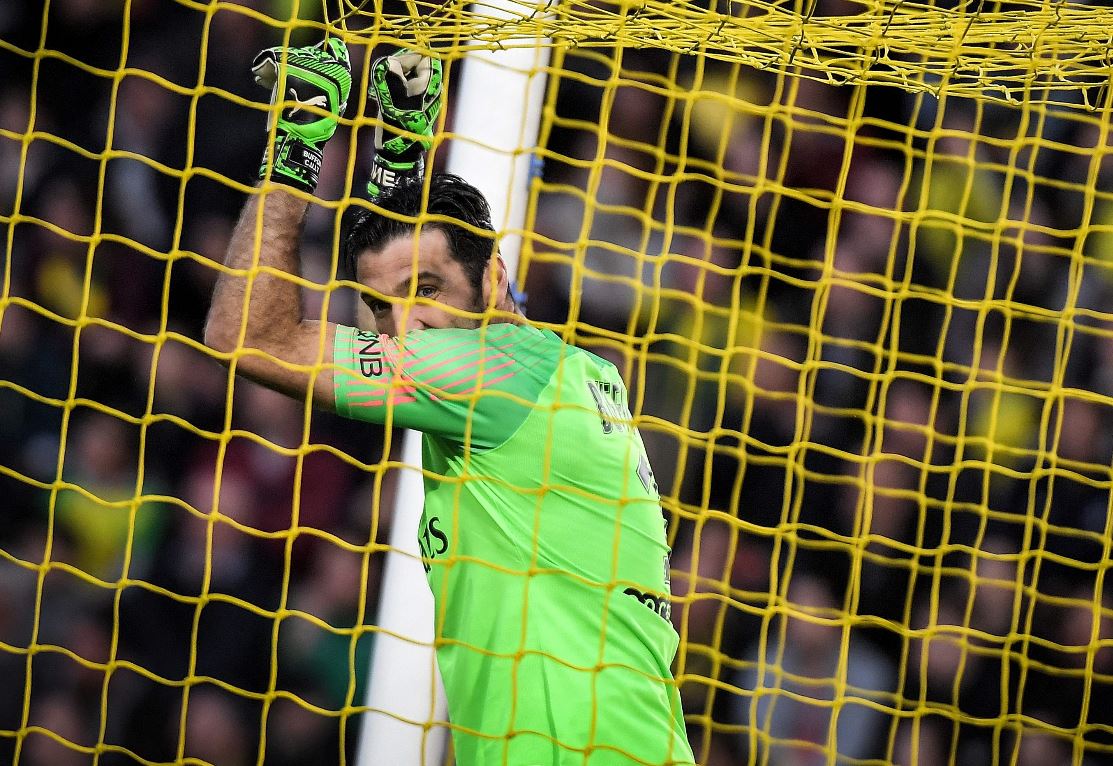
[
  {"xmin": 393, "ymin": 321, "xmax": 552, "ymax": 357},
  {"xmin": 393, "ymin": 323, "xmax": 560, "ymax": 393}
]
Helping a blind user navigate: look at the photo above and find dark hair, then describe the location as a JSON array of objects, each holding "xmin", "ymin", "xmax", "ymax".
[{"xmin": 343, "ymin": 173, "xmax": 497, "ymax": 298}]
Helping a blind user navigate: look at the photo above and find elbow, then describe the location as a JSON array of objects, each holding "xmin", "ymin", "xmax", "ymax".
[
  {"xmin": 203, "ymin": 315, "xmax": 238, "ymax": 358},
  {"xmin": 203, "ymin": 314, "xmax": 297, "ymax": 367}
]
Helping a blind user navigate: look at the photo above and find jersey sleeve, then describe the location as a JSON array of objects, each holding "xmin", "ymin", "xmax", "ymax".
[{"xmin": 332, "ymin": 324, "xmax": 556, "ymax": 450}]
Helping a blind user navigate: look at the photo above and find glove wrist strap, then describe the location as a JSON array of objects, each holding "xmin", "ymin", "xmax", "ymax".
[
  {"xmin": 366, "ymin": 154, "xmax": 424, "ymax": 200},
  {"xmin": 260, "ymin": 131, "xmax": 323, "ymax": 193}
]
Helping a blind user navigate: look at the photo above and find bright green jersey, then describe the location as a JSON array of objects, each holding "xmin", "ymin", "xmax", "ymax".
[{"xmin": 334, "ymin": 322, "xmax": 694, "ymax": 766}]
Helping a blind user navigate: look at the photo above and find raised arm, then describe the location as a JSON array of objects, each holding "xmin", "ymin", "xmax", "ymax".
[
  {"xmin": 203, "ymin": 39, "xmax": 352, "ymax": 410},
  {"xmin": 204, "ymin": 186, "xmax": 338, "ymax": 408}
]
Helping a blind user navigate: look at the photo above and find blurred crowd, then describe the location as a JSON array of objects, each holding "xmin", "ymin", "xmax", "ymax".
[{"xmin": 4, "ymin": 0, "xmax": 1113, "ymax": 764}]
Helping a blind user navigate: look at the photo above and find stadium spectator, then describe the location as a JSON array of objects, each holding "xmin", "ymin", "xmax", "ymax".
[{"xmin": 722, "ymin": 573, "xmax": 896, "ymax": 765}]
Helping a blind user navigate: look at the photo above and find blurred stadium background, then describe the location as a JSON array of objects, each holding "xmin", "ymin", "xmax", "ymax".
[{"xmin": 5, "ymin": 0, "xmax": 1113, "ymax": 764}]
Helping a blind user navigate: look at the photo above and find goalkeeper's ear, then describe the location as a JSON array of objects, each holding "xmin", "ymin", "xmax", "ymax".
[{"xmin": 482, "ymin": 255, "xmax": 515, "ymax": 313}]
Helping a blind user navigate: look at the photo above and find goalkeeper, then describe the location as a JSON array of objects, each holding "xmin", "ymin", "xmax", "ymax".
[{"xmin": 204, "ymin": 38, "xmax": 695, "ymax": 766}]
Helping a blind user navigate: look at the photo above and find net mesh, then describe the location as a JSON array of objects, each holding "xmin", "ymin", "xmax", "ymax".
[
  {"xmin": 3, "ymin": 0, "xmax": 1113, "ymax": 764},
  {"xmin": 335, "ymin": 0, "xmax": 1113, "ymax": 105}
]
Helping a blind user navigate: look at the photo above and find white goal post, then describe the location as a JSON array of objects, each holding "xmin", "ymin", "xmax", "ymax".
[{"xmin": 356, "ymin": 17, "xmax": 552, "ymax": 766}]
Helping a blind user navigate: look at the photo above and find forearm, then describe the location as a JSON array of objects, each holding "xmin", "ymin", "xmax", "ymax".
[
  {"xmin": 204, "ymin": 185, "xmax": 309, "ymax": 355},
  {"xmin": 203, "ymin": 184, "xmax": 337, "ymax": 408}
]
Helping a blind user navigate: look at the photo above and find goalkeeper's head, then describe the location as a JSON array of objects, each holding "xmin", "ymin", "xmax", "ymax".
[{"xmin": 343, "ymin": 173, "xmax": 521, "ymax": 336}]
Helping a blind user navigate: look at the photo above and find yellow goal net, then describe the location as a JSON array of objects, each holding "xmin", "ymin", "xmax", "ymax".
[{"xmin": 3, "ymin": 0, "xmax": 1113, "ymax": 764}]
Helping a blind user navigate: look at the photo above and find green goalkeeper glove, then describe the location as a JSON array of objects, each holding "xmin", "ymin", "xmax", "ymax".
[
  {"xmin": 366, "ymin": 49, "xmax": 443, "ymax": 199},
  {"xmin": 253, "ymin": 38, "xmax": 352, "ymax": 193}
]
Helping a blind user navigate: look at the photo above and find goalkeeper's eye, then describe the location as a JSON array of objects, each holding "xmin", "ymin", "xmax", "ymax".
[
  {"xmin": 416, "ymin": 285, "xmax": 437, "ymax": 300},
  {"xmin": 366, "ymin": 297, "xmax": 390, "ymax": 316}
]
